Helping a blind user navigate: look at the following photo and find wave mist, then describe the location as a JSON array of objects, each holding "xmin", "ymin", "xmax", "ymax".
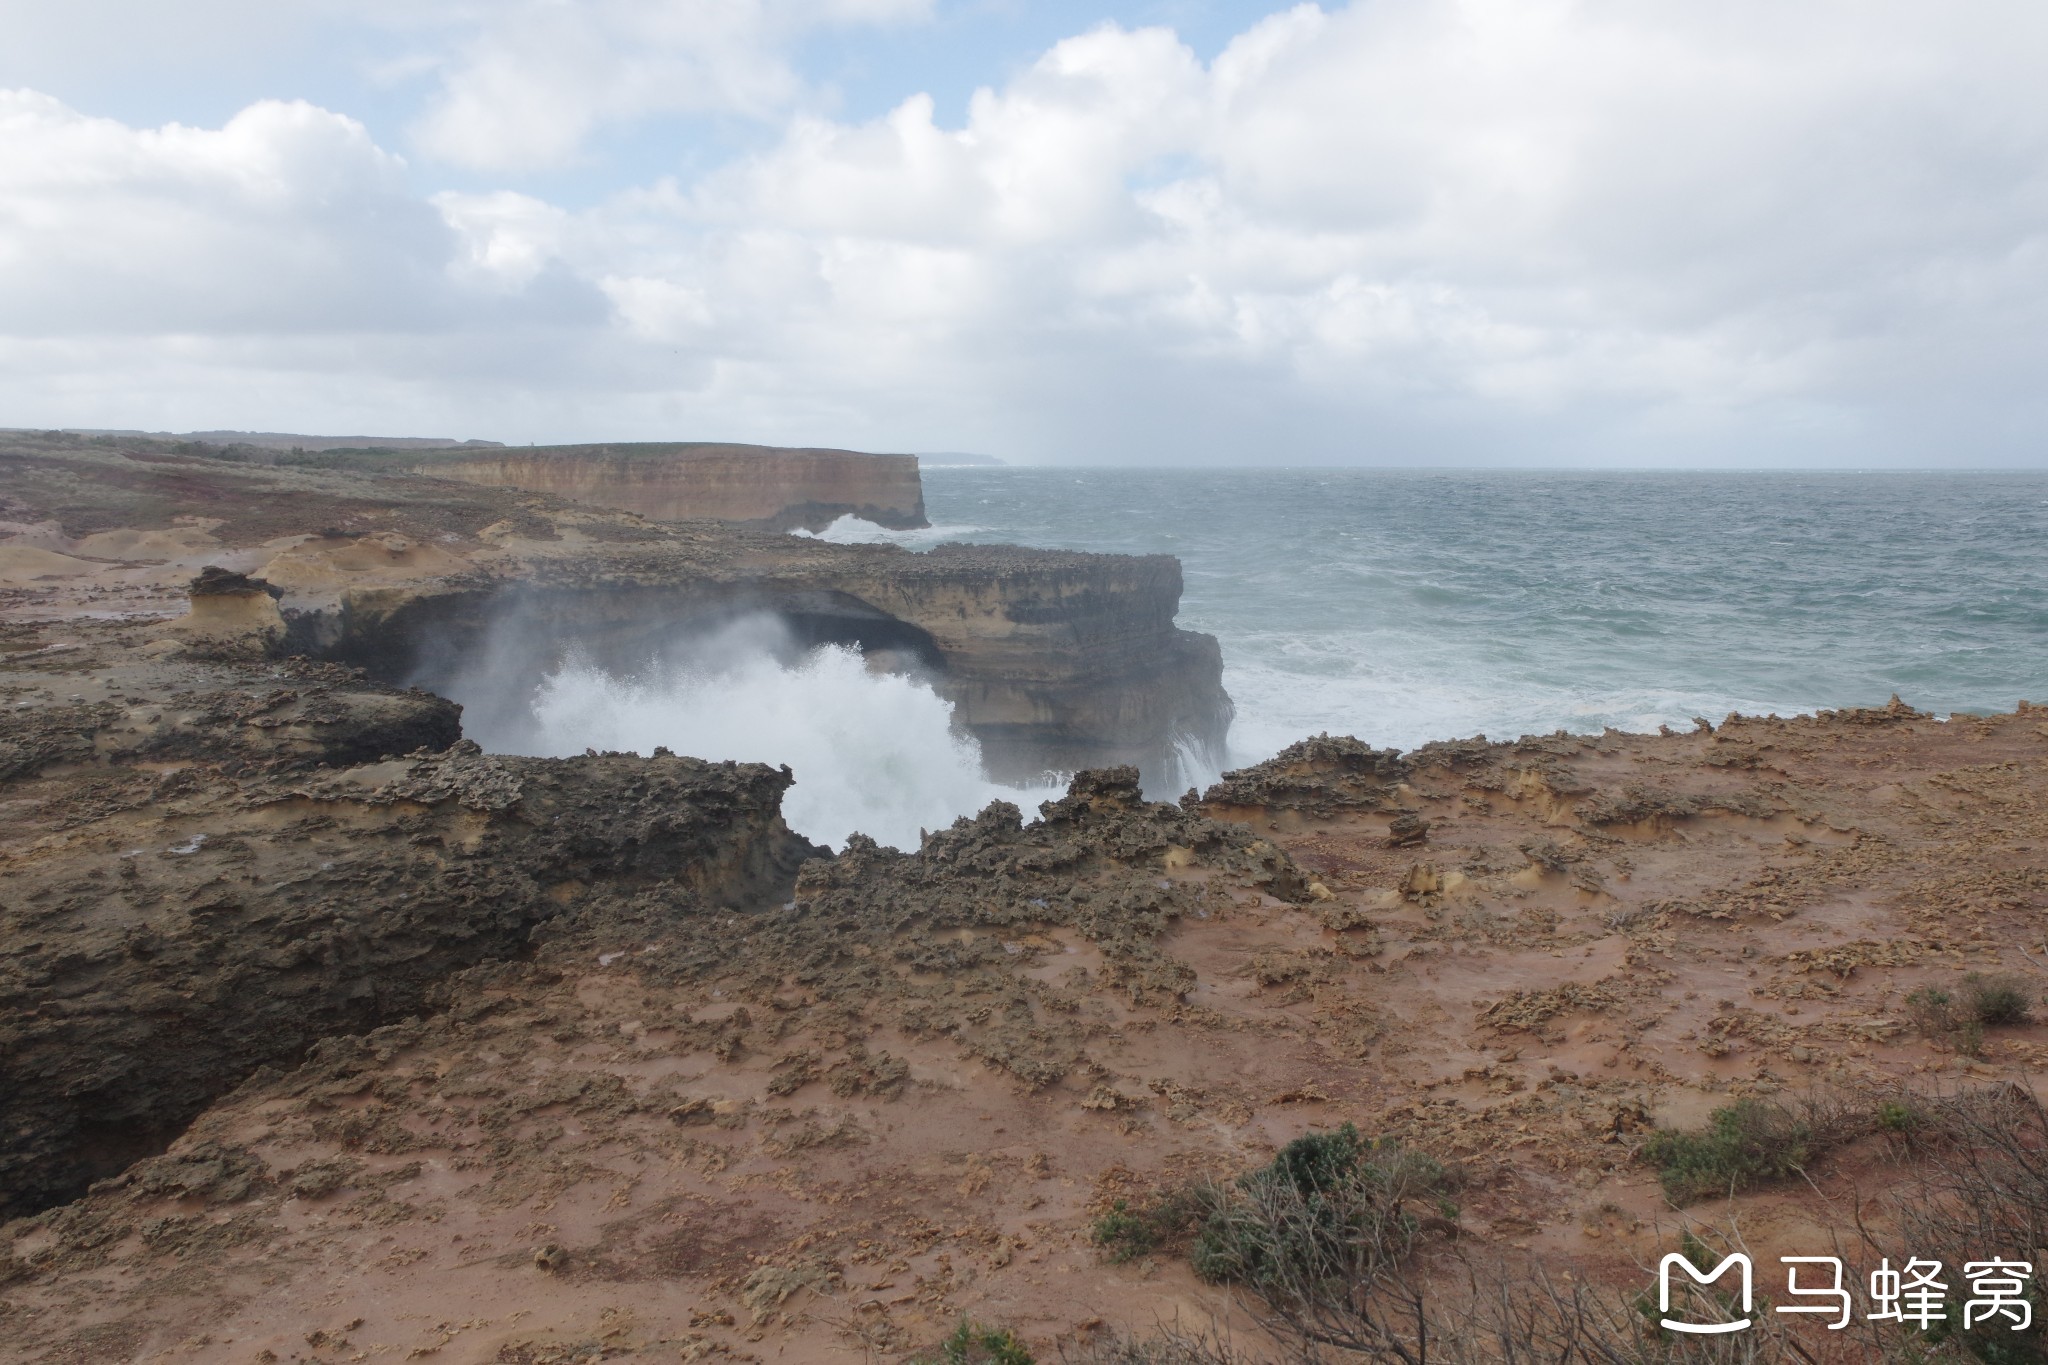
[{"xmin": 450, "ymin": 613, "xmax": 1063, "ymax": 851}]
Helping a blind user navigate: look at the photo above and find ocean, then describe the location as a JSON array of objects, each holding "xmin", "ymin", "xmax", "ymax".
[
  {"xmin": 484, "ymin": 468, "xmax": 2048, "ymax": 850},
  {"xmin": 911, "ymin": 468, "xmax": 2048, "ymax": 760}
]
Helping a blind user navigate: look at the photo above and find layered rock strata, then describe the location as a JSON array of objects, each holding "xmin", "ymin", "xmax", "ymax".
[{"xmin": 411, "ymin": 441, "xmax": 929, "ymax": 531}]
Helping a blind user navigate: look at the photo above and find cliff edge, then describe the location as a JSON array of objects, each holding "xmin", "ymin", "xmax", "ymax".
[{"xmin": 405, "ymin": 441, "xmax": 929, "ymax": 531}]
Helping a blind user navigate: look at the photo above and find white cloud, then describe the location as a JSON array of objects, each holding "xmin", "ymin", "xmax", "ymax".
[
  {"xmin": 1, "ymin": 2, "xmax": 2046, "ymax": 462},
  {"xmin": 411, "ymin": 0, "xmax": 935, "ymax": 172},
  {"xmin": 679, "ymin": 23, "xmax": 1208, "ymax": 252},
  {"xmin": 0, "ymin": 91, "xmax": 462, "ymax": 333},
  {"xmin": 580, "ymin": 2, "xmax": 2048, "ymax": 456},
  {"xmin": 436, "ymin": 190, "xmax": 575, "ymax": 290}
]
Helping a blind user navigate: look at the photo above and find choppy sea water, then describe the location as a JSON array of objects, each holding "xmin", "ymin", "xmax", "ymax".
[
  {"xmin": 865, "ymin": 469, "xmax": 2048, "ymax": 767},
  {"xmin": 482, "ymin": 468, "xmax": 2047, "ymax": 850}
]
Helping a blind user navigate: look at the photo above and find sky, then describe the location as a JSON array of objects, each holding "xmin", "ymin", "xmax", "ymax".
[{"xmin": 2, "ymin": 0, "xmax": 2045, "ymax": 466}]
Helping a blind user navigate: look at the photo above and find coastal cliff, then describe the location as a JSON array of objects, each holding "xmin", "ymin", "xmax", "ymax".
[
  {"xmin": 0, "ymin": 429, "xmax": 1229, "ymax": 1220},
  {"xmin": 410, "ymin": 441, "xmax": 928, "ymax": 531},
  {"xmin": 833, "ymin": 544, "xmax": 1230, "ymax": 780},
  {"xmin": 295, "ymin": 538, "xmax": 1232, "ymax": 786},
  {"xmin": 0, "ymin": 433, "xmax": 1226, "ymax": 786}
]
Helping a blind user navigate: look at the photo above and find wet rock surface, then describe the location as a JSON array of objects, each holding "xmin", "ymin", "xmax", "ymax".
[{"xmin": 0, "ymin": 650, "xmax": 460, "ymax": 783}]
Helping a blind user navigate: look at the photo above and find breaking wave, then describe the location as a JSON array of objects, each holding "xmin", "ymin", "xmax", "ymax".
[
  {"xmin": 789, "ymin": 515, "xmax": 989, "ymax": 549},
  {"xmin": 511, "ymin": 641, "xmax": 1062, "ymax": 852}
]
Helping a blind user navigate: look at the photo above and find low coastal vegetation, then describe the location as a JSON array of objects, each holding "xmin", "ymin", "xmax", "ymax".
[
  {"xmin": 1091, "ymin": 1124, "xmax": 1455, "ymax": 1289},
  {"xmin": 920, "ymin": 1321, "xmax": 1037, "ymax": 1365},
  {"xmin": 1063, "ymin": 1091, "xmax": 2048, "ymax": 1364},
  {"xmin": 1908, "ymin": 972, "xmax": 2036, "ymax": 1056},
  {"xmin": 1641, "ymin": 1098, "xmax": 1814, "ymax": 1204},
  {"xmin": 1638, "ymin": 975, "xmax": 2036, "ymax": 1207}
]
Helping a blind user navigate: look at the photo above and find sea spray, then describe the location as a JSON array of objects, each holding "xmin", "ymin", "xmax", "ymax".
[{"xmin": 519, "ymin": 643, "xmax": 1063, "ymax": 852}]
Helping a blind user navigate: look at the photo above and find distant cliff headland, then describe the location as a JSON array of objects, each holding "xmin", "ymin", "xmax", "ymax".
[
  {"xmin": 401, "ymin": 440, "xmax": 929, "ymax": 532},
  {"xmin": 23, "ymin": 431, "xmax": 935, "ymax": 532}
]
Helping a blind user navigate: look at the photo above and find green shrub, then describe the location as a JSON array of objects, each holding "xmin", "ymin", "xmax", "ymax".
[
  {"xmin": 1908, "ymin": 984, "xmax": 1960, "ymax": 1034},
  {"xmin": 929, "ymin": 1321, "xmax": 1034, "ymax": 1365},
  {"xmin": 1092, "ymin": 1189, "xmax": 1201, "ymax": 1264},
  {"xmin": 1189, "ymin": 1123, "xmax": 1452, "ymax": 1293},
  {"xmin": 1877, "ymin": 1098, "xmax": 1928, "ymax": 1136},
  {"xmin": 1964, "ymin": 973, "xmax": 2034, "ymax": 1028},
  {"xmin": 1909, "ymin": 975, "xmax": 2032, "ymax": 1055},
  {"xmin": 1641, "ymin": 1100, "xmax": 1811, "ymax": 1204}
]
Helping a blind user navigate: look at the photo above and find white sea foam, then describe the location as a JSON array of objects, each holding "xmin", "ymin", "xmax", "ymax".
[
  {"xmin": 1218, "ymin": 653, "xmax": 1801, "ymax": 765},
  {"xmin": 789, "ymin": 514, "xmax": 988, "ymax": 549},
  {"xmin": 515, "ymin": 642, "xmax": 1061, "ymax": 852}
]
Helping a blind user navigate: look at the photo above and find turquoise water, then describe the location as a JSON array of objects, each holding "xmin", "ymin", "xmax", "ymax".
[{"xmin": 857, "ymin": 469, "xmax": 2048, "ymax": 767}]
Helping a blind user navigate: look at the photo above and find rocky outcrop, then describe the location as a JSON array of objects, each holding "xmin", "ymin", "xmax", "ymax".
[
  {"xmin": 0, "ymin": 656, "xmax": 461, "ymax": 783},
  {"xmin": 832, "ymin": 545, "xmax": 1230, "ymax": 783},
  {"xmin": 413, "ymin": 442, "xmax": 928, "ymax": 531},
  {"xmin": 154, "ymin": 566, "xmax": 287, "ymax": 656},
  {"xmin": 288, "ymin": 535, "xmax": 1232, "ymax": 787},
  {"xmin": 789, "ymin": 766, "xmax": 1308, "ymax": 944},
  {"xmin": 1197, "ymin": 734, "xmax": 1410, "ymax": 818},
  {"xmin": 0, "ymin": 622, "xmax": 822, "ymax": 1219}
]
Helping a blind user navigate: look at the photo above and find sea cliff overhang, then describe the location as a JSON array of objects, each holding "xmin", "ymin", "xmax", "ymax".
[{"xmin": 282, "ymin": 534, "xmax": 1231, "ymax": 788}]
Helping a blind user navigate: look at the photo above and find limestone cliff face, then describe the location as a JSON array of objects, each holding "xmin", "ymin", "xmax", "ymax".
[
  {"xmin": 834, "ymin": 545, "xmax": 1232, "ymax": 784},
  {"xmin": 417, "ymin": 443, "xmax": 928, "ymax": 531}
]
